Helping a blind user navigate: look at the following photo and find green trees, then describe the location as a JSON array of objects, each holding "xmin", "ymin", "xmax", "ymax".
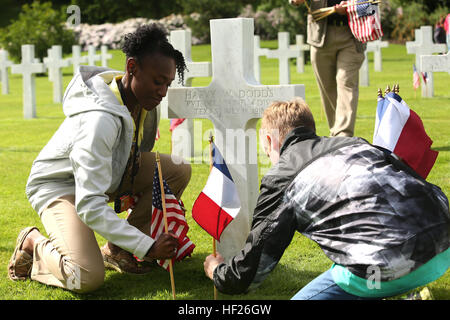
[
  {"xmin": 0, "ymin": 0, "xmax": 448, "ymax": 48},
  {"xmin": 0, "ymin": 1, "xmax": 75, "ymax": 62}
]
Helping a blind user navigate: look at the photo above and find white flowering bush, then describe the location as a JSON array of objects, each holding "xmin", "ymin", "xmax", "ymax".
[{"xmin": 71, "ymin": 14, "xmax": 188, "ymax": 50}]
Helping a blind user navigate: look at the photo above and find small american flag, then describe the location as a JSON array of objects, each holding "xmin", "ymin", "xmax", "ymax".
[
  {"xmin": 150, "ymin": 165, "xmax": 195, "ymax": 270},
  {"xmin": 347, "ymin": 0, "xmax": 383, "ymax": 43},
  {"xmin": 413, "ymin": 64, "xmax": 420, "ymax": 89}
]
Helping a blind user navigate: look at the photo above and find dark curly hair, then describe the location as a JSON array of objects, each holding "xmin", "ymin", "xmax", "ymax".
[{"xmin": 121, "ymin": 24, "xmax": 187, "ymax": 84}]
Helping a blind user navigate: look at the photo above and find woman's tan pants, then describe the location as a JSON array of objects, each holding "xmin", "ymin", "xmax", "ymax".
[
  {"xmin": 310, "ymin": 25, "xmax": 365, "ymax": 137},
  {"xmin": 30, "ymin": 152, "xmax": 191, "ymax": 293}
]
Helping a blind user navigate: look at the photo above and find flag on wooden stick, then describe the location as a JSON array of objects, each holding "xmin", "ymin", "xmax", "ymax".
[
  {"xmin": 150, "ymin": 164, "xmax": 195, "ymax": 270},
  {"xmin": 413, "ymin": 65, "xmax": 421, "ymax": 90},
  {"xmin": 373, "ymin": 89, "xmax": 438, "ymax": 179}
]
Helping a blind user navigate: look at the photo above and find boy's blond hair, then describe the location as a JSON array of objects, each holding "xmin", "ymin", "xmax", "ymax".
[{"xmin": 261, "ymin": 97, "xmax": 316, "ymax": 144}]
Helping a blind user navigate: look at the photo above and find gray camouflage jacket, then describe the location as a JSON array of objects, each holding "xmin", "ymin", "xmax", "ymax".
[{"xmin": 213, "ymin": 127, "xmax": 449, "ymax": 294}]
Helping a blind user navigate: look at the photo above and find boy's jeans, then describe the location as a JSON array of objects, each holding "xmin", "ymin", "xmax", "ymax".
[{"xmin": 291, "ymin": 269, "xmax": 377, "ymax": 300}]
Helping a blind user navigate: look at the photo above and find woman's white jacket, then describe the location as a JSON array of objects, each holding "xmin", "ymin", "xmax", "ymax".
[{"xmin": 26, "ymin": 66, "xmax": 159, "ymax": 259}]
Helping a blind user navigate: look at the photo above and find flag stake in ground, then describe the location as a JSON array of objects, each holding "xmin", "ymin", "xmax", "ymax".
[
  {"xmin": 209, "ymin": 133, "xmax": 218, "ymax": 300},
  {"xmin": 192, "ymin": 133, "xmax": 242, "ymax": 299},
  {"xmin": 155, "ymin": 151, "xmax": 176, "ymax": 300}
]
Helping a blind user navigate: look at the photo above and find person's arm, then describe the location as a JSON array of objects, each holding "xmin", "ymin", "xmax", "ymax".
[
  {"xmin": 204, "ymin": 201, "xmax": 297, "ymax": 294},
  {"xmin": 70, "ymin": 111, "xmax": 176, "ymax": 259}
]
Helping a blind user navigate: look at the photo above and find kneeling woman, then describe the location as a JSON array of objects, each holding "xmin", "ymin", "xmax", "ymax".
[{"xmin": 8, "ymin": 24, "xmax": 191, "ymax": 293}]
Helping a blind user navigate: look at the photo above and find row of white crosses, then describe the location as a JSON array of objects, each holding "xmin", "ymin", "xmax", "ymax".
[
  {"xmin": 406, "ymin": 25, "xmax": 447, "ymax": 98},
  {"xmin": 254, "ymin": 32, "xmax": 310, "ymax": 84},
  {"xmin": 1, "ymin": 44, "xmax": 113, "ymax": 119}
]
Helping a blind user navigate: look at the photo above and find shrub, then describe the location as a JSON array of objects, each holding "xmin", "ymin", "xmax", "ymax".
[
  {"xmin": 381, "ymin": 1, "xmax": 449, "ymax": 42},
  {"xmin": 240, "ymin": 4, "xmax": 307, "ymax": 42},
  {"xmin": 0, "ymin": 1, "xmax": 76, "ymax": 62},
  {"xmin": 182, "ymin": 0, "xmax": 259, "ymax": 42}
]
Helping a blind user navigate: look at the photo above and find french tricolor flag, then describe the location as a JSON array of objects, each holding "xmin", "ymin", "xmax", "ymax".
[
  {"xmin": 192, "ymin": 142, "xmax": 241, "ymax": 241},
  {"xmin": 373, "ymin": 91, "xmax": 438, "ymax": 179}
]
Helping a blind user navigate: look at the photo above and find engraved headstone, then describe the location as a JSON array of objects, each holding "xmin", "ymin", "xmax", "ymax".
[
  {"xmin": 421, "ymin": 52, "xmax": 450, "ymax": 75},
  {"xmin": 167, "ymin": 18, "xmax": 305, "ymax": 259}
]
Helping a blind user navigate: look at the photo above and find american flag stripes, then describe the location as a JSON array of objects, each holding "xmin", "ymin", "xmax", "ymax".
[
  {"xmin": 346, "ymin": 0, "xmax": 383, "ymax": 43},
  {"xmin": 413, "ymin": 65, "xmax": 421, "ymax": 90},
  {"xmin": 150, "ymin": 165, "xmax": 195, "ymax": 270}
]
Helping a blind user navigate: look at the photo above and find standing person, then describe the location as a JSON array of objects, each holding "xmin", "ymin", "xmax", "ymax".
[
  {"xmin": 434, "ymin": 18, "xmax": 446, "ymax": 44},
  {"xmin": 444, "ymin": 13, "xmax": 450, "ymax": 51},
  {"xmin": 8, "ymin": 24, "xmax": 192, "ymax": 293},
  {"xmin": 289, "ymin": 0, "xmax": 365, "ymax": 137},
  {"xmin": 203, "ymin": 98, "xmax": 449, "ymax": 300}
]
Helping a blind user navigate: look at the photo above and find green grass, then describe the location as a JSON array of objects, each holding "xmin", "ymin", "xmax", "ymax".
[{"xmin": 0, "ymin": 43, "xmax": 448, "ymax": 300}]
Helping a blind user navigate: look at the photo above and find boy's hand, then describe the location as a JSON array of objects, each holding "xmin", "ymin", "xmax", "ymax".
[
  {"xmin": 204, "ymin": 253, "xmax": 225, "ymax": 280},
  {"xmin": 289, "ymin": 0, "xmax": 305, "ymax": 6}
]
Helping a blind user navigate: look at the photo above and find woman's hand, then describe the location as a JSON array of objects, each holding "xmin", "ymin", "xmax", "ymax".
[
  {"xmin": 204, "ymin": 253, "xmax": 225, "ymax": 280},
  {"xmin": 335, "ymin": 1, "xmax": 348, "ymax": 15},
  {"xmin": 289, "ymin": 0, "xmax": 306, "ymax": 7},
  {"xmin": 145, "ymin": 231, "xmax": 179, "ymax": 260}
]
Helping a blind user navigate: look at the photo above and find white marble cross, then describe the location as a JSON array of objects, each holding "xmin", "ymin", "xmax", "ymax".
[
  {"xmin": 366, "ymin": 39, "xmax": 388, "ymax": 72},
  {"xmin": 266, "ymin": 32, "xmax": 300, "ymax": 84},
  {"xmin": 44, "ymin": 45, "xmax": 70, "ymax": 103},
  {"xmin": 11, "ymin": 45, "xmax": 45, "ymax": 119},
  {"xmin": 291, "ymin": 34, "xmax": 310, "ymax": 73},
  {"xmin": 421, "ymin": 52, "xmax": 450, "ymax": 75},
  {"xmin": 359, "ymin": 50, "xmax": 369, "ymax": 87},
  {"xmin": 87, "ymin": 45, "xmax": 101, "ymax": 66},
  {"xmin": 164, "ymin": 29, "xmax": 212, "ymax": 160},
  {"xmin": 406, "ymin": 26, "xmax": 447, "ymax": 98},
  {"xmin": 101, "ymin": 45, "xmax": 113, "ymax": 67},
  {"xmin": 253, "ymin": 35, "xmax": 269, "ymax": 83},
  {"xmin": 70, "ymin": 45, "xmax": 88, "ymax": 74},
  {"xmin": 0, "ymin": 49, "xmax": 13, "ymax": 94},
  {"xmin": 167, "ymin": 18, "xmax": 305, "ymax": 259},
  {"xmin": 406, "ymin": 28, "xmax": 422, "ymax": 63}
]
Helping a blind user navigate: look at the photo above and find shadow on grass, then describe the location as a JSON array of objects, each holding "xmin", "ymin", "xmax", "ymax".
[
  {"xmin": 0, "ymin": 147, "xmax": 43, "ymax": 153},
  {"xmin": 431, "ymin": 287, "xmax": 450, "ymax": 300},
  {"xmin": 434, "ymin": 146, "xmax": 450, "ymax": 152},
  {"xmin": 75, "ymin": 255, "xmax": 323, "ymax": 300}
]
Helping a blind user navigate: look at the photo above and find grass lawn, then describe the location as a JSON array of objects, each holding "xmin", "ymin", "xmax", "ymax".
[{"xmin": 0, "ymin": 41, "xmax": 448, "ymax": 300}]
